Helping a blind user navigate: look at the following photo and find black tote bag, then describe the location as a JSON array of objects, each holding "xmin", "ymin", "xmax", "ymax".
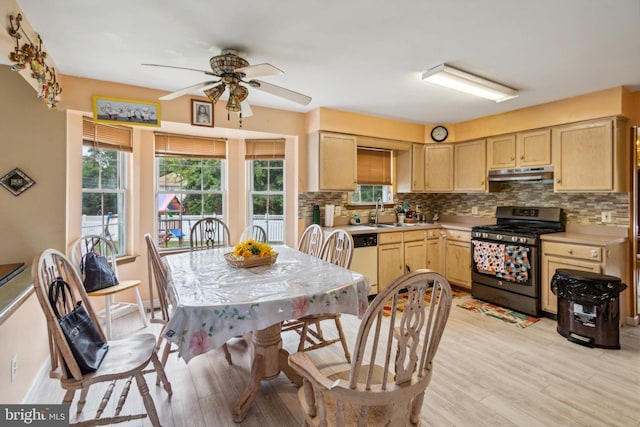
[
  {"xmin": 81, "ymin": 251, "xmax": 119, "ymax": 292},
  {"xmin": 48, "ymin": 277, "xmax": 109, "ymax": 374}
]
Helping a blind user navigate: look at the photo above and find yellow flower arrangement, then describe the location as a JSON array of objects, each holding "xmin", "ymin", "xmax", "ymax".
[{"xmin": 232, "ymin": 239, "xmax": 275, "ymax": 258}]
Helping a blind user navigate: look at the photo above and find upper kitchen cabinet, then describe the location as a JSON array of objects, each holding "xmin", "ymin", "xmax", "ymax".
[
  {"xmin": 552, "ymin": 118, "xmax": 628, "ymax": 192},
  {"xmin": 425, "ymin": 144, "xmax": 454, "ymax": 192},
  {"xmin": 396, "ymin": 144, "xmax": 425, "ymax": 193},
  {"xmin": 307, "ymin": 132, "xmax": 357, "ymax": 191},
  {"xmin": 487, "ymin": 129, "xmax": 551, "ymax": 169},
  {"xmin": 454, "ymin": 139, "xmax": 487, "ymax": 192}
]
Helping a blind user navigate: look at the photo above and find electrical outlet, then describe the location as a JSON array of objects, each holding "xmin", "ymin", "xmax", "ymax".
[
  {"xmin": 471, "ymin": 206, "xmax": 479, "ymax": 215},
  {"xmin": 11, "ymin": 354, "xmax": 17, "ymax": 382},
  {"xmin": 601, "ymin": 211, "xmax": 612, "ymax": 223}
]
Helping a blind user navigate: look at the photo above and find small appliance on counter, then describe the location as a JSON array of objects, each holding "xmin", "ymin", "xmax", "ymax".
[{"xmin": 324, "ymin": 204, "xmax": 335, "ymax": 227}]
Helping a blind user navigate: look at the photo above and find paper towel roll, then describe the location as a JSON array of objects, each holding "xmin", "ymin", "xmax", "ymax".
[{"xmin": 324, "ymin": 204, "xmax": 334, "ymax": 227}]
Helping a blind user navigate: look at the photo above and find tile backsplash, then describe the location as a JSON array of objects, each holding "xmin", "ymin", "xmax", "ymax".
[{"xmin": 299, "ymin": 182, "xmax": 630, "ymax": 227}]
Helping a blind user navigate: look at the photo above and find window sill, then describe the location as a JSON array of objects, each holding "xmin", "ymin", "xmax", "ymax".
[{"xmin": 116, "ymin": 254, "xmax": 139, "ymax": 266}]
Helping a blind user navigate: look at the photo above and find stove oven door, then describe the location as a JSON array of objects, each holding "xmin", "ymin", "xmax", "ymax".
[{"xmin": 471, "ymin": 239, "xmax": 541, "ymax": 316}]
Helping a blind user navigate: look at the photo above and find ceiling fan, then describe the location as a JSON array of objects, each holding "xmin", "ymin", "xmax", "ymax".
[{"xmin": 143, "ymin": 48, "xmax": 312, "ymax": 117}]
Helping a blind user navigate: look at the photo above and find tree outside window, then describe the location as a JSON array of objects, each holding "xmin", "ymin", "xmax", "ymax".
[
  {"xmin": 81, "ymin": 146, "xmax": 127, "ymax": 254},
  {"xmin": 248, "ymin": 160, "xmax": 285, "ymax": 244},
  {"xmin": 156, "ymin": 157, "xmax": 225, "ymax": 248}
]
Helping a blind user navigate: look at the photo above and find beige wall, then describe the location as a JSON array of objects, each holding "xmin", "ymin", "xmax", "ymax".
[
  {"xmin": 0, "ymin": 67, "xmax": 67, "ymax": 264},
  {"xmin": 0, "ymin": 66, "xmax": 64, "ymax": 403}
]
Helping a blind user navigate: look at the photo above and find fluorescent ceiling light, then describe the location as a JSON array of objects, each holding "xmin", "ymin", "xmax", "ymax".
[{"xmin": 421, "ymin": 64, "xmax": 518, "ymax": 102}]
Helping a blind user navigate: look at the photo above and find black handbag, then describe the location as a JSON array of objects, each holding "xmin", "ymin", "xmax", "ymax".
[
  {"xmin": 48, "ymin": 277, "xmax": 109, "ymax": 374},
  {"xmin": 80, "ymin": 251, "xmax": 119, "ymax": 292}
]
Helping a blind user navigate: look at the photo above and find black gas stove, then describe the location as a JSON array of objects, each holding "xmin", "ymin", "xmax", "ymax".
[
  {"xmin": 471, "ymin": 206, "xmax": 564, "ymax": 316},
  {"xmin": 472, "ymin": 207, "xmax": 564, "ymax": 244}
]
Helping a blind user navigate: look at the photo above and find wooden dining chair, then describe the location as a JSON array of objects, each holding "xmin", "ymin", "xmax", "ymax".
[
  {"xmin": 239, "ymin": 224, "xmax": 267, "ymax": 242},
  {"xmin": 145, "ymin": 233, "xmax": 232, "ymax": 370},
  {"xmin": 189, "ymin": 217, "xmax": 231, "ymax": 250},
  {"xmin": 286, "ymin": 229, "xmax": 354, "ymax": 362},
  {"xmin": 32, "ymin": 248, "xmax": 172, "ymax": 427},
  {"xmin": 70, "ymin": 235, "xmax": 148, "ymax": 340},
  {"xmin": 289, "ymin": 270, "xmax": 453, "ymax": 426},
  {"xmin": 297, "ymin": 223, "xmax": 324, "ymax": 257}
]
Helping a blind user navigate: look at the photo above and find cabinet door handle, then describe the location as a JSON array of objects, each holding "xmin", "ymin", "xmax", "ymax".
[
  {"xmin": 520, "ymin": 155, "xmax": 524, "ymax": 160},
  {"xmin": 406, "ymin": 264, "xmax": 411, "ymax": 273},
  {"xmin": 567, "ymin": 249, "xmax": 574, "ymax": 255},
  {"xmin": 556, "ymin": 178, "xmax": 561, "ymax": 183}
]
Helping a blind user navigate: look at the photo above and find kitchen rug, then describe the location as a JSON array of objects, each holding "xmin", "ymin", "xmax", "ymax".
[
  {"xmin": 382, "ymin": 288, "xmax": 466, "ymax": 317},
  {"xmin": 456, "ymin": 299, "xmax": 540, "ymax": 328}
]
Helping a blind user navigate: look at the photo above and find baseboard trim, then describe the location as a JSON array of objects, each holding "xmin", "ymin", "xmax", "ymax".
[{"xmin": 624, "ymin": 315, "xmax": 639, "ymax": 327}]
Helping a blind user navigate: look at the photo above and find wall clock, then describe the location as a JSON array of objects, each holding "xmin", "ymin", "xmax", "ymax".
[{"xmin": 430, "ymin": 125, "xmax": 448, "ymax": 142}]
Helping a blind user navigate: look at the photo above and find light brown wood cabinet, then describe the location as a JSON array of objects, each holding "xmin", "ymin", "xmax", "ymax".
[
  {"xmin": 444, "ymin": 229, "xmax": 472, "ymax": 289},
  {"xmin": 378, "ymin": 232, "xmax": 403, "ymax": 292},
  {"xmin": 378, "ymin": 230, "xmax": 428, "ymax": 291},
  {"xmin": 396, "ymin": 144, "xmax": 425, "ymax": 193},
  {"xmin": 454, "ymin": 139, "xmax": 486, "ymax": 192},
  {"xmin": 551, "ymin": 118, "xmax": 628, "ymax": 192},
  {"xmin": 404, "ymin": 230, "xmax": 427, "ymax": 274},
  {"xmin": 541, "ymin": 239, "xmax": 627, "ymax": 316},
  {"xmin": 307, "ymin": 132, "xmax": 357, "ymax": 191},
  {"xmin": 426, "ymin": 229, "xmax": 443, "ymax": 273},
  {"xmin": 487, "ymin": 129, "xmax": 551, "ymax": 169},
  {"xmin": 425, "ymin": 144, "xmax": 454, "ymax": 192}
]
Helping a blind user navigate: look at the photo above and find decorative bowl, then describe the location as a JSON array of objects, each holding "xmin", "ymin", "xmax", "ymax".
[{"xmin": 224, "ymin": 252, "xmax": 278, "ymax": 268}]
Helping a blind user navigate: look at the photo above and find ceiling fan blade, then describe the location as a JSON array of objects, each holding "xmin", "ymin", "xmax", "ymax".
[
  {"xmin": 240, "ymin": 100, "xmax": 253, "ymax": 118},
  {"xmin": 142, "ymin": 63, "xmax": 218, "ymax": 77},
  {"xmin": 158, "ymin": 80, "xmax": 218, "ymax": 101},
  {"xmin": 251, "ymin": 80, "xmax": 312, "ymax": 105},
  {"xmin": 235, "ymin": 63, "xmax": 283, "ymax": 79}
]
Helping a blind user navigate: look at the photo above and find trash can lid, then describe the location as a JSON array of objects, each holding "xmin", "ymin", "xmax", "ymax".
[{"xmin": 553, "ymin": 269, "xmax": 621, "ymax": 284}]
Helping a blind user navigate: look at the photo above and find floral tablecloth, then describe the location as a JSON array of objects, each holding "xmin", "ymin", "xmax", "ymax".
[{"xmin": 162, "ymin": 245, "xmax": 370, "ymax": 362}]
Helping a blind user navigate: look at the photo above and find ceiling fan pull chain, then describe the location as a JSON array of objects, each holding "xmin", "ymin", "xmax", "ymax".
[{"xmin": 239, "ymin": 112, "xmax": 243, "ymax": 128}]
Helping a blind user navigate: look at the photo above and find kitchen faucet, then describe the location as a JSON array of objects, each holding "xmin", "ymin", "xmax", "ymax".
[{"xmin": 374, "ymin": 198, "xmax": 384, "ymax": 224}]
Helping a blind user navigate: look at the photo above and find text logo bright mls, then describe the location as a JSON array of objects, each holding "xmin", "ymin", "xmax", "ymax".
[{"xmin": 2, "ymin": 405, "xmax": 68, "ymax": 426}]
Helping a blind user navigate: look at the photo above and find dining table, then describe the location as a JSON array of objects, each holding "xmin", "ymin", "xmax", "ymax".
[{"xmin": 162, "ymin": 244, "xmax": 371, "ymax": 422}]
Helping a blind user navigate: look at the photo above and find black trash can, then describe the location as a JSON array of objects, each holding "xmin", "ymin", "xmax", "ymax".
[{"xmin": 551, "ymin": 269, "xmax": 627, "ymax": 349}]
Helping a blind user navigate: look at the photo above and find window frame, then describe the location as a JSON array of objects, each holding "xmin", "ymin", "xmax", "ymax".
[
  {"xmin": 155, "ymin": 156, "xmax": 226, "ymax": 250},
  {"xmin": 80, "ymin": 146, "xmax": 129, "ymax": 255},
  {"xmin": 247, "ymin": 159, "xmax": 286, "ymax": 244}
]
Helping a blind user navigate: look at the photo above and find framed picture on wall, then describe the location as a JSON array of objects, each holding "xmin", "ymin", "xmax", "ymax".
[
  {"xmin": 92, "ymin": 95, "xmax": 161, "ymax": 127},
  {"xmin": 191, "ymin": 99, "xmax": 214, "ymax": 127}
]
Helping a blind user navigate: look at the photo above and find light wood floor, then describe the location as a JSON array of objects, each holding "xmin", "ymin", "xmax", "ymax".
[{"xmin": 26, "ymin": 294, "xmax": 640, "ymax": 426}]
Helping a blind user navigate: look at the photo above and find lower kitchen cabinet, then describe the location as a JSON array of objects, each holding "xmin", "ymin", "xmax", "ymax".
[
  {"xmin": 378, "ymin": 230, "xmax": 428, "ymax": 292},
  {"xmin": 378, "ymin": 232, "xmax": 404, "ymax": 292},
  {"xmin": 444, "ymin": 229, "xmax": 472, "ymax": 289},
  {"xmin": 540, "ymin": 239, "xmax": 627, "ymax": 316},
  {"xmin": 404, "ymin": 230, "xmax": 427, "ymax": 274},
  {"xmin": 426, "ymin": 229, "xmax": 443, "ymax": 273}
]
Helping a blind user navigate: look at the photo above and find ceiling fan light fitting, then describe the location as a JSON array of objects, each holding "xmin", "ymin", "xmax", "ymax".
[
  {"xmin": 204, "ymin": 84, "xmax": 226, "ymax": 103},
  {"xmin": 421, "ymin": 63, "xmax": 518, "ymax": 102}
]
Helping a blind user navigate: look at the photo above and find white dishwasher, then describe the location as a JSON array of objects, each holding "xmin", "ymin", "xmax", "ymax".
[{"xmin": 350, "ymin": 233, "xmax": 378, "ymax": 295}]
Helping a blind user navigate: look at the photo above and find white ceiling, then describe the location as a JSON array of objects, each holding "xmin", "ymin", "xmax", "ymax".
[{"xmin": 14, "ymin": 0, "xmax": 640, "ymax": 125}]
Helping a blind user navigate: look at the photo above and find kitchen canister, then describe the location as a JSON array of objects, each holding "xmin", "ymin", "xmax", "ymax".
[
  {"xmin": 324, "ymin": 204, "xmax": 335, "ymax": 227},
  {"xmin": 312, "ymin": 204, "xmax": 321, "ymax": 225}
]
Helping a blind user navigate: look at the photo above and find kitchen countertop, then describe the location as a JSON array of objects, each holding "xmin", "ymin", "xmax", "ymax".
[
  {"xmin": 323, "ymin": 219, "xmax": 484, "ymax": 235},
  {"xmin": 541, "ymin": 223, "xmax": 628, "ymax": 245},
  {"xmin": 541, "ymin": 232, "xmax": 627, "ymax": 245},
  {"xmin": 0, "ymin": 265, "xmax": 33, "ymax": 326}
]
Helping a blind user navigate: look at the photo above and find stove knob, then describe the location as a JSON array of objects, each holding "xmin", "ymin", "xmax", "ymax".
[
  {"xmin": 520, "ymin": 237, "xmax": 528, "ymax": 243},
  {"xmin": 511, "ymin": 236, "xmax": 518, "ymax": 242},
  {"xmin": 481, "ymin": 233, "xmax": 487, "ymax": 238},
  {"xmin": 496, "ymin": 234, "xmax": 503, "ymax": 240}
]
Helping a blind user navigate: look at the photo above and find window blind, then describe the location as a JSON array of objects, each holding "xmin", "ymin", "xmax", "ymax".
[
  {"xmin": 82, "ymin": 117, "xmax": 133, "ymax": 152},
  {"xmin": 244, "ymin": 138, "xmax": 285, "ymax": 160},
  {"xmin": 357, "ymin": 148, "xmax": 392, "ymax": 185},
  {"xmin": 154, "ymin": 133, "xmax": 227, "ymax": 159}
]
